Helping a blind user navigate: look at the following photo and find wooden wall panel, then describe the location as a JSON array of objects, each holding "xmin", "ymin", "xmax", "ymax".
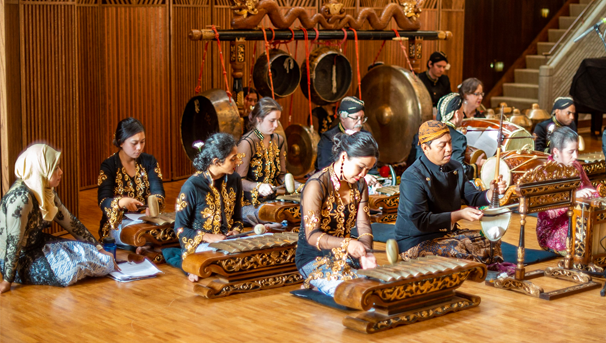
[
  {"xmin": 76, "ymin": 1, "xmax": 103, "ymax": 189},
  {"xmin": 439, "ymin": 6, "xmax": 465, "ymax": 90},
  {"xmin": 98, "ymin": 3, "xmax": 171, "ymax": 182},
  {"xmin": 20, "ymin": 1, "xmax": 79, "ymax": 233},
  {"xmin": 171, "ymin": 0, "xmax": 211, "ymax": 179}
]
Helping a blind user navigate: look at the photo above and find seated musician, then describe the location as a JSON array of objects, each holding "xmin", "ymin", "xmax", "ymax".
[
  {"xmin": 418, "ymin": 51, "xmax": 451, "ymax": 108},
  {"xmin": 534, "ymin": 97, "xmax": 577, "ymax": 152},
  {"xmin": 316, "ymin": 96, "xmax": 377, "ymax": 186},
  {"xmin": 236, "ymin": 97, "xmax": 302, "ymax": 228},
  {"xmin": 395, "ymin": 120, "xmax": 507, "ymax": 264},
  {"xmin": 174, "ymin": 133, "xmax": 243, "ymax": 282},
  {"xmin": 536, "ymin": 127, "xmax": 597, "ymax": 254},
  {"xmin": 1, "ymin": 144, "xmax": 115, "ymax": 294},
  {"xmin": 97, "ymin": 117, "xmax": 165, "ymax": 248},
  {"xmin": 458, "ymin": 78, "xmax": 485, "ymax": 118},
  {"xmin": 411, "ymin": 93, "xmax": 485, "ymax": 179},
  {"xmin": 241, "ymin": 87, "xmax": 259, "ymax": 131},
  {"xmin": 295, "ymin": 131, "xmax": 378, "ymax": 297}
]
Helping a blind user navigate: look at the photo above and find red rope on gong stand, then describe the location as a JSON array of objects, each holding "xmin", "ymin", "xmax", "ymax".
[
  {"xmin": 194, "ymin": 41, "xmax": 210, "ymax": 94},
  {"xmin": 211, "ymin": 25, "xmax": 233, "ymax": 102},
  {"xmin": 373, "ymin": 40, "xmax": 387, "ymax": 65},
  {"xmin": 348, "ymin": 28, "xmax": 362, "ymax": 100},
  {"xmin": 261, "ymin": 26, "xmax": 276, "ymax": 99},
  {"xmin": 392, "ymin": 29, "xmax": 415, "ymax": 73}
]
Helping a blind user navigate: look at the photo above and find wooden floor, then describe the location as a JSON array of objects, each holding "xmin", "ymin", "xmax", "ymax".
[{"xmin": 2, "ymin": 134, "xmax": 606, "ymax": 342}]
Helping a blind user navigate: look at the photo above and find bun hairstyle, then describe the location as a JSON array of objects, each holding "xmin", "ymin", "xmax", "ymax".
[
  {"xmin": 248, "ymin": 97, "xmax": 283, "ymax": 130},
  {"xmin": 549, "ymin": 126, "xmax": 578, "ymax": 153},
  {"xmin": 332, "ymin": 131, "xmax": 379, "ymax": 161},
  {"xmin": 192, "ymin": 132, "xmax": 237, "ymax": 171},
  {"xmin": 113, "ymin": 117, "xmax": 145, "ymax": 148},
  {"xmin": 458, "ymin": 78, "xmax": 483, "ymax": 99}
]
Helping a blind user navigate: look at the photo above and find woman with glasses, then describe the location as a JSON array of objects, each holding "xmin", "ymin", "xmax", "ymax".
[
  {"xmin": 315, "ymin": 97, "xmax": 377, "ymax": 186},
  {"xmin": 458, "ymin": 78, "xmax": 485, "ymax": 119}
]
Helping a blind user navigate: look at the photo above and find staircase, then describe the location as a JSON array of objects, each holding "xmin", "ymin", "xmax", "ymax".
[{"xmin": 490, "ymin": 0, "xmax": 591, "ymax": 110}]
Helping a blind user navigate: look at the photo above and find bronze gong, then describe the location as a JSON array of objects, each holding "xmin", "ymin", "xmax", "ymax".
[
  {"xmin": 301, "ymin": 46, "xmax": 352, "ymax": 105},
  {"xmin": 253, "ymin": 49, "xmax": 301, "ymax": 99},
  {"xmin": 181, "ymin": 89, "xmax": 242, "ymax": 161},
  {"xmin": 285, "ymin": 124, "xmax": 321, "ymax": 177},
  {"xmin": 359, "ymin": 65, "xmax": 432, "ymax": 164}
]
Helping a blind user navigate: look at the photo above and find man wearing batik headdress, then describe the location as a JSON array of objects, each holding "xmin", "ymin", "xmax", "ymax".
[
  {"xmin": 394, "ymin": 120, "xmax": 507, "ymax": 264},
  {"xmin": 411, "ymin": 93, "xmax": 485, "ymax": 180},
  {"xmin": 534, "ymin": 97, "xmax": 577, "ymax": 153}
]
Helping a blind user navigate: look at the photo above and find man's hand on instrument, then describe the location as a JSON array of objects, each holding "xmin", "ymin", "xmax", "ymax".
[
  {"xmin": 489, "ymin": 175, "xmax": 507, "ymax": 195},
  {"xmin": 203, "ymin": 233, "xmax": 226, "ymax": 243},
  {"xmin": 0, "ymin": 280, "xmax": 11, "ymax": 294},
  {"xmin": 364, "ymin": 174, "xmax": 378, "ymax": 187},
  {"xmin": 576, "ymin": 188, "xmax": 597, "ymax": 199},
  {"xmin": 258, "ymin": 183, "xmax": 274, "ymax": 197},
  {"xmin": 360, "ymin": 253, "xmax": 377, "ymax": 270},
  {"xmin": 453, "ymin": 207, "xmax": 483, "ymax": 222},
  {"xmin": 347, "ymin": 239, "xmax": 368, "ymax": 259},
  {"xmin": 119, "ymin": 197, "xmax": 144, "ymax": 212}
]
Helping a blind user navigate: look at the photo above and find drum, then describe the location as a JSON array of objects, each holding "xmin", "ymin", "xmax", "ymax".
[
  {"xmin": 480, "ymin": 150, "xmax": 549, "ymax": 189},
  {"xmin": 300, "ymin": 47, "xmax": 352, "ymax": 105},
  {"xmin": 461, "ymin": 118, "xmax": 534, "ymax": 158},
  {"xmin": 181, "ymin": 89, "xmax": 242, "ymax": 161},
  {"xmin": 465, "ymin": 146, "xmax": 486, "ymax": 165},
  {"xmin": 253, "ymin": 49, "xmax": 301, "ymax": 98}
]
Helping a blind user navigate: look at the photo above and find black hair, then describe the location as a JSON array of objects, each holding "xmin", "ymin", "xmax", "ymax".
[
  {"xmin": 458, "ymin": 78, "xmax": 483, "ymax": 99},
  {"xmin": 242, "ymin": 87, "xmax": 259, "ymax": 98},
  {"xmin": 550, "ymin": 126, "xmax": 578, "ymax": 153},
  {"xmin": 193, "ymin": 132, "xmax": 237, "ymax": 172},
  {"xmin": 332, "ymin": 131, "xmax": 379, "ymax": 161},
  {"xmin": 113, "ymin": 117, "xmax": 145, "ymax": 148},
  {"xmin": 248, "ymin": 97, "xmax": 283, "ymax": 130}
]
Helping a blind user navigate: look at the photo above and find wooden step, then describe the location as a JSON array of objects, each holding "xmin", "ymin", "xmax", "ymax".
[
  {"xmin": 526, "ymin": 55, "xmax": 549, "ymax": 69},
  {"xmin": 569, "ymin": 3, "xmax": 588, "ymax": 17},
  {"xmin": 537, "ymin": 42, "xmax": 555, "ymax": 55},
  {"xmin": 503, "ymin": 83, "xmax": 539, "ymax": 99},
  {"xmin": 514, "ymin": 69, "xmax": 539, "ymax": 85},
  {"xmin": 490, "ymin": 96, "xmax": 537, "ymax": 111},
  {"xmin": 548, "ymin": 29, "xmax": 566, "ymax": 43},
  {"xmin": 558, "ymin": 16, "xmax": 576, "ymax": 30}
]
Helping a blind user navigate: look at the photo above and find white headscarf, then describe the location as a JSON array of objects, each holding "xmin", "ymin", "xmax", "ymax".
[{"xmin": 14, "ymin": 144, "xmax": 61, "ymax": 221}]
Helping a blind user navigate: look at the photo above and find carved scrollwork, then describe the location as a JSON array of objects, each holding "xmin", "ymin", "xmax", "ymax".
[
  {"xmin": 148, "ymin": 227, "xmax": 178, "ymax": 243},
  {"xmin": 215, "ymin": 272, "xmax": 303, "ymax": 296},
  {"xmin": 572, "ymin": 262, "xmax": 604, "ymax": 273},
  {"xmin": 492, "ymin": 277, "xmax": 544, "ymax": 297},
  {"xmin": 544, "ymin": 267, "xmax": 592, "ymax": 283},
  {"xmin": 372, "ymin": 271, "xmax": 471, "ymax": 302},
  {"xmin": 594, "ymin": 255, "xmax": 606, "ymax": 267},
  {"xmin": 517, "ymin": 160, "xmax": 579, "ymax": 185},
  {"xmin": 528, "ymin": 191, "xmax": 570, "ymax": 208},
  {"xmin": 214, "ymin": 247, "xmax": 296, "ymax": 273}
]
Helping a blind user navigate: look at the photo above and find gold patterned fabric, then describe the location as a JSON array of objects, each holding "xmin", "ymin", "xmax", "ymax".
[
  {"xmin": 295, "ymin": 164, "xmax": 373, "ymax": 273},
  {"xmin": 174, "ymin": 171, "xmax": 244, "ymax": 259},
  {"xmin": 418, "ymin": 120, "xmax": 450, "ymax": 146},
  {"xmin": 97, "ymin": 152, "xmax": 165, "ymax": 239}
]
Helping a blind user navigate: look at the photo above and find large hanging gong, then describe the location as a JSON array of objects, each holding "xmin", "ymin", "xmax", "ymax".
[
  {"xmin": 285, "ymin": 124, "xmax": 320, "ymax": 177},
  {"xmin": 181, "ymin": 89, "xmax": 241, "ymax": 161},
  {"xmin": 253, "ymin": 49, "xmax": 301, "ymax": 98},
  {"xmin": 360, "ymin": 65, "xmax": 432, "ymax": 164},
  {"xmin": 301, "ymin": 46, "xmax": 352, "ymax": 105}
]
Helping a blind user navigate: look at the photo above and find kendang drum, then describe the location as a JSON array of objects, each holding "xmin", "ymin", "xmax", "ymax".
[
  {"xmin": 360, "ymin": 64, "xmax": 432, "ymax": 164},
  {"xmin": 181, "ymin": 89, "xmax": 241, "ymax": 161},
  {"xmin": 461, "ymin": 118, "xmax": 535, "ymax": 157},
  {"xmin": 480, "ymin": 149, "xmax": 549, "ymax": 189},
  {"xmin": 253, "ymin": 49, "xmax": 301, "ymax": 98},
  {"xmin": 465, "ymin": 146, "xmax": 486, "ymax": 165},
  {"xmin": 301, "ymin": 46, "xmax": 352, "ymax": 105}
]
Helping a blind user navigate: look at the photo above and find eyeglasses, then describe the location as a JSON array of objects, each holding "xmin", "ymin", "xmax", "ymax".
[
  {"xmin": 472, "ymin": 92, "xmax": 485, "ymax": 97},
  {"xmin": 346, "ymin": 115, "xmax": 368, "ymax": 123}
]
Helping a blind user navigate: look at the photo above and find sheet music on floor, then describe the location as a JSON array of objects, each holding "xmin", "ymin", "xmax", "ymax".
[{"xmin": 108, "ymin": 258, "xmax": 163, "ymax": 282}]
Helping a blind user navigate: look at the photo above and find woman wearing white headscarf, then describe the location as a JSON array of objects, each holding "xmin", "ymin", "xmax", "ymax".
[{"xmin": 0, "ymin": 144, "xmax": 115, "ymax": 294}]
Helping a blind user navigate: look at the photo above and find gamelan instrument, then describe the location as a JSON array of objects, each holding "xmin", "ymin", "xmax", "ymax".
[
  {"xmin": 361, "ymin": 65, "xmax": 432, "ymax": 165},
  {"xmin": 181, "ymin": 89, "xmax": 242, "ymax": 161},
  {"xmin": 253, "ymin": 48, "xmax": 301, "ymax": 98},
  {"xmin": 368, "ymin": 186, "xmax": 400, "ymax": 223},
  {"xmin": 120, "ymin": 221, "xmax": 178, "ymax": 264},
  {"xmin": 333, "ymin": 256, "xmax": 487, "ymax": 334},
  {"xmin": 578, "ymin": 152, "xmax": 606, "ymax": 193},
  {"xmin": 461, "ymin": 118, "xmax": 534, "ymax": 159},
  {"xmin": 285, "ymin": 123, "xmax": 320, "ymax": 177},
  {"xmin": 300, "ymin": 46, "xmax": 352, "ymax": 105},
  {"xmin": 182, "ymin": 232, "xmax": 301, "ymax": 298},
  {"xmin": 258, "ymin": 192, "xmax": 302, "ymax": 227},
  {"xmin": 571, "ymin": 197, "xmax": 606, "ymax": 274}
]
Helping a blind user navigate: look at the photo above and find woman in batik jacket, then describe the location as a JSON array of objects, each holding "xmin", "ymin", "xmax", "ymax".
[
  {"xmin": 97, "ymin": 117, "xmax": 165, "ymax": 244},
  {"xmin": 295, "ymin": 131, "xmax": 378, "ymax": 297},
  {"xmin": 236, "ymin": 97, "xmax": 302, "ymax": 228},
  {"xmin": 174, "ymin": 133, "xmax": 244, "ymax": 282},
  {"xmin": 0, "ymin": 144, "xmax": 115, "ymax": 294}
]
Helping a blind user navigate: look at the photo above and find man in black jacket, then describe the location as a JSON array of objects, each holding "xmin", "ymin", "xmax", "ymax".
[
  {"xmin": 533, "ymin": 97, "xmax": 576, "ymax": 153},
  {"xmin": 395, "ymin": 120, "xmax": 506, "ymax": 263},
  {"xmin": 418, "ymin": 51, "xmax": 452, "ymax": 107}
]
